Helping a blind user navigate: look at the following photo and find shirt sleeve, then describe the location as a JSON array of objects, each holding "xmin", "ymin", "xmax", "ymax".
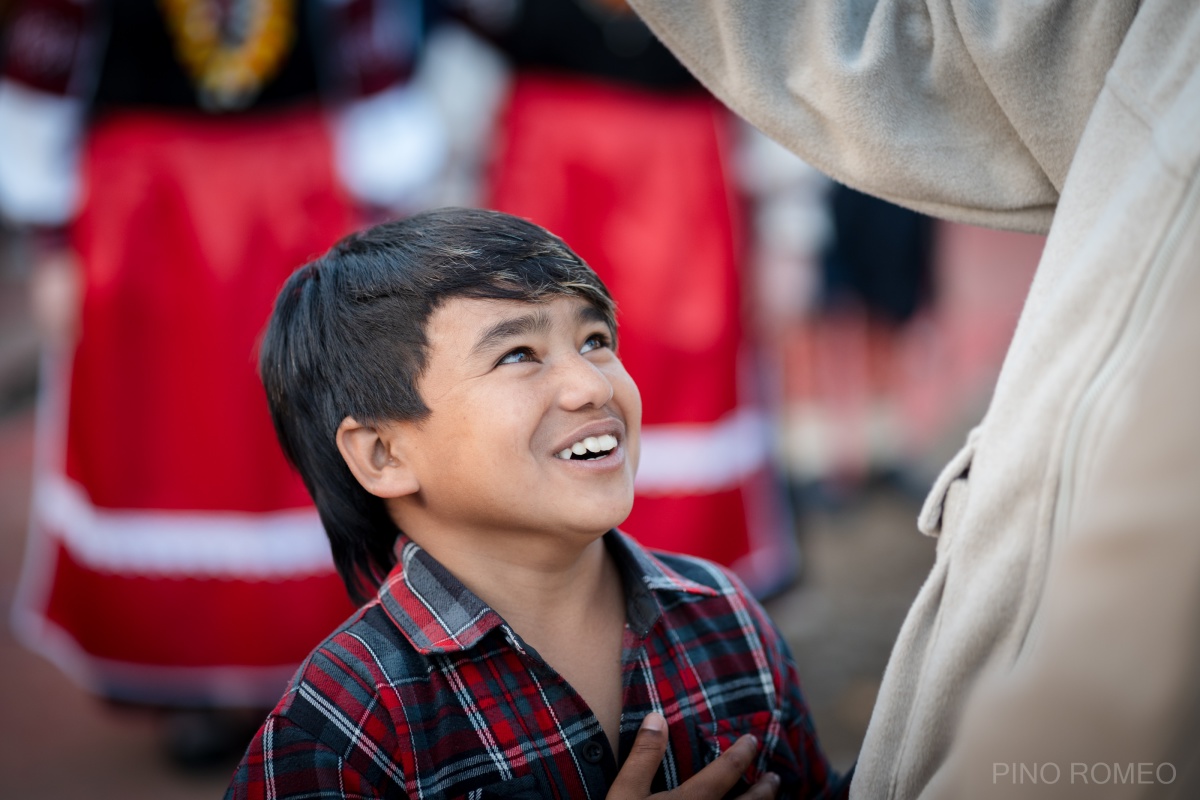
[
  {"xmin": 319, "ymin": 0, "xmax": 448, "ymax": 211},
  {"xmin": 0, "ymin": 80, "xmax": 84, "ymax": 226},
  {"xmin": 329, "ymin": 81, "xmax": 447, "ymax": 211},
  {"xmin": 0, "ymin": 0, "xmax": 94, "ymax": 226},
  {"xmin": 225, "ymin": 714, "xmax": 391, "ymax": 800},
  {"xmin": 626, "ymin": 0, "xmax": 1138, "ymax": 233}
]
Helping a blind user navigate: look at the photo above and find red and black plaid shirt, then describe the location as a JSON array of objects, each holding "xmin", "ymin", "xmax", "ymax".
[{"xmin": 226, "ymin": 531, "xmax": 846, "ymax": 799}]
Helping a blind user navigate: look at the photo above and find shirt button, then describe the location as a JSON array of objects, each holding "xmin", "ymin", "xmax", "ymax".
[{"xmin": 580, "ymin": 740, "xmax": 605, "ymax": 764}]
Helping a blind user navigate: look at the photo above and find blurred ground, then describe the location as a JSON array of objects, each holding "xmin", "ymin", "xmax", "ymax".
[
  {"xmin": 767, "ymin": 487, "xmax": 936, "ymax": 773},
  {"xmin": 0, "ymin": 221, "xmax": 1041, "ymax": 795}
]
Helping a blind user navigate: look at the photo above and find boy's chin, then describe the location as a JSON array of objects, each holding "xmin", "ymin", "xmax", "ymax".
[
  {"xmin": 567, "ymin": 503, "xmax": 633, "ymax": 539},
  {"xmin": 602, "ymin": 498, "xmax": 636, "ymax": 531}
]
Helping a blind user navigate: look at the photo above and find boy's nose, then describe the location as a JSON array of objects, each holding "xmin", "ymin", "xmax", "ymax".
[{"xmin": 555, "ymin": 353, "xmax": 615, "ymax": 410}]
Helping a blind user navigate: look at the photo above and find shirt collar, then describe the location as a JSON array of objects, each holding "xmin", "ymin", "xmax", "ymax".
[{"xmin": 376, "ymin": 530, "xmax": 720, "ymax": 655}]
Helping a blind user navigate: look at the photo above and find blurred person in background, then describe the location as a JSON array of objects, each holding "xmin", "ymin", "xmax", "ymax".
[
  {"xmin": 441, "ymin": 0, "xmax": 799, "ymax": 598},
  {"xmin": 0, "ymin": 0, "xmax": 443, "ymax": 766},
  {"xmin": 783, "ymin": 184, "xmax": 936, "ymax": 499}
]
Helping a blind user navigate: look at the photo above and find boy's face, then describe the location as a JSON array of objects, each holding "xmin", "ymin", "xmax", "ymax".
[{"xmin": 389, "ymin": 294, "xmax": 641, "ymax": 545}]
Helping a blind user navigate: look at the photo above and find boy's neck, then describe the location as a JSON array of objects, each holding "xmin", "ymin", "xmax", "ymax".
[{"xmin": 401, "ymin": 524, "xmax": 629, "ymax": 754}]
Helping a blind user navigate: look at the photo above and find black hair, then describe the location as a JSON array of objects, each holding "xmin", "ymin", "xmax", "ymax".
[{"xmin": 259, "ymin": 207, "xmax": 617, "ymax": 603}]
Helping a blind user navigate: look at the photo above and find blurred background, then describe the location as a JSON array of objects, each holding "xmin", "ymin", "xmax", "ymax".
[{"xmin": 0, "ymin": 0, "xmax": 1044, "ymax": 795}]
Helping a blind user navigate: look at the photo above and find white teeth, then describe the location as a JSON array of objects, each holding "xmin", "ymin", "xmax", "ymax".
[{"xmin": 555, "ymin": 433, "xmax": 620, "ymax": 459}]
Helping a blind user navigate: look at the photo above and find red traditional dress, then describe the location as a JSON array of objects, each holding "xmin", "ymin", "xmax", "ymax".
[
  {"xmin": 1, "ymin": 0, "xmax": 443, "ymax": 706},
  {"xmin": 466, "ymin": 0, "xmax": 798, "ymax": 596}
]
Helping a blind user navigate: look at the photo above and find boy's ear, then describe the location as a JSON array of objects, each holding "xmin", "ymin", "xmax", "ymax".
[{"xmin": 336, "ymin": 416, "xmax": 420, "ymax": 499}]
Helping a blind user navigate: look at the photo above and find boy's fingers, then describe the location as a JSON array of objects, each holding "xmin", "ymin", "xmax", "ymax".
[
  {"xmin": 607, "ymin": 720, "xmax": 778, "ymax": 800},
  {"xmin": 607, "ymin": 712, "xmax": 669, "ymax": 799},
  {"xmin": 662, "ymin": 734, "xmax": 764, "ymax": 799},
  {"xmin": 739, "ymin": 772, "xmax": 782, "ymax": 800}
]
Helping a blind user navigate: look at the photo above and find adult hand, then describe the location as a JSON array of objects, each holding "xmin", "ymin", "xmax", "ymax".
[
  {"xmin": 30, "ymin": 242, "xmax": 82, "ymax": 347},
  {"xmin": 607, "ymin": 713, "xmax": 780, "ymax": 800}
]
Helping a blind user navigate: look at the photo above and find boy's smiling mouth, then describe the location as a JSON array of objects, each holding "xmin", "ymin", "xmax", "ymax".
[{"xmin": 555, "ymin": 434, "xmax": 619, "ymax": 461}]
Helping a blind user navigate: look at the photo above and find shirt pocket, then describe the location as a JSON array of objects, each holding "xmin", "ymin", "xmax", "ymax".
[
  {"xmin": 696, "ymin": 709, "xmax": 776, "ymax": 793},
  {"xmin": 917, "ymin": 425, "xmax": 980, "ymax": 556},
  {"xmin": 470, "ymin": 773, "xmax": 541, "ymax": 799}
]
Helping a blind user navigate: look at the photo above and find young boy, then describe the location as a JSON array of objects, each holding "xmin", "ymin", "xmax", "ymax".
[{"xmin": 227, "ymin": 208, "xmax": 842, "ymax": 799}]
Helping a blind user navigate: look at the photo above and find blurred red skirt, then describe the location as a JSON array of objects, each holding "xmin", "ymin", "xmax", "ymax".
[
  {"xmin": 488, "ymin": 74, "xmax": 797, "ymax": 595},
  {"xmin": 12, "ymin": 108, "xmax": 358, "ymax": 706}
]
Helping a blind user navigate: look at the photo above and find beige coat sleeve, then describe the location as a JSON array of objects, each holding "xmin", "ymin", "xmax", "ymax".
[
  {"xmin": 626, "ymin": 0, "xmax": 1138, "ymax": 233},
  {"xmin": 921, "ymin": 189, "xmax": 1200, "ymax": 798}
]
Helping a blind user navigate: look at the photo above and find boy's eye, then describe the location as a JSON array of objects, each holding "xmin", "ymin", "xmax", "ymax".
[
  {"xmin": 580, "ymin": 332, "xmax": 612, "ymax": 354},
  {"xmin": 497, "ymin": 347, "xmax": 535, "ymax": 365}
]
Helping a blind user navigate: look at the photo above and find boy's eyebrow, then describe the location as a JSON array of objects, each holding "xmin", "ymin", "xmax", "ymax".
[
  {"xmin": 576, "ymin": 303, "xmax": 610, "ymax": 329},
  {"xmin": 468, "ymin": 302, "xmax": 612, "ymax": 359},
  {"xmin": 469, "ymin": 308, "xmax": 553, "ymax": 358}
]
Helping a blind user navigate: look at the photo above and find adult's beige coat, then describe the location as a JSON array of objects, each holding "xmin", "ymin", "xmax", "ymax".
[{"xmin": 628, "ymin": 1, "xmax": 1200, "ymax": 798}]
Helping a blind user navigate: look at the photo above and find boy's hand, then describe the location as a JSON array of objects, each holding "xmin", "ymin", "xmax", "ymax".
[{"xmin": 607, "ymin": 713, "xmax": 781, "ymax": 799}]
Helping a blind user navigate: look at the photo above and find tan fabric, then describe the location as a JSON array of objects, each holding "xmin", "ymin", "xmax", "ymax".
[
  {"xmin": 626, "ymin": 1, "xmax": 1137, "ymax": 233},
  {"xmin": 925, "ymin": 187, "xmax": 1200, "ymax": 799},
  {"xmin": 628, "ymin": 1, "xmax": 1200, "ymax": 798}
]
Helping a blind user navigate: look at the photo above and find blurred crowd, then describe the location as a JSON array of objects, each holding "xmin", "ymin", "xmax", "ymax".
[{"xmin": 0, "ymin": 0, "xmax": 1035, "ymax": 773}]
